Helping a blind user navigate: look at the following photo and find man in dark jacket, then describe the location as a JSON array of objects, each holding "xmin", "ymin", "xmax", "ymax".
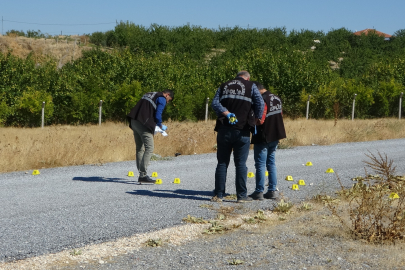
[
  {"xmin": 211, "ymin": 71, "xmax": 264, "ymax": 203},
  {"xmin": 127, "ymin": 89, "xmax": 174, "ymax": 183},
  {"xmin": 249, "ymin": 82, "xmax": 286, "ymax": 200}
]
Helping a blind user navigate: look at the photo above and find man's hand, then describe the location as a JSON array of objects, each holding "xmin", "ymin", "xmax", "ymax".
[
  {"xmin": 161, "ymin": 124, "xmax": 167, "ymax": 131},
  {"xmin": 226, "ymin": 113, "xmax": 238, "ymax": 125}
]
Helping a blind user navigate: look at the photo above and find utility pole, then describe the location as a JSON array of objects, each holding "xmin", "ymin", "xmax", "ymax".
[{"xmin": 2, "ymin": 16, "xmax": 3, "ymax": 36}]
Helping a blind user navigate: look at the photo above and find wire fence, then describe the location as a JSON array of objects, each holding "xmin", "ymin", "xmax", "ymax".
[{"xmin": 36, "ymin": 93, "xmax": 404, "ymax": 128}]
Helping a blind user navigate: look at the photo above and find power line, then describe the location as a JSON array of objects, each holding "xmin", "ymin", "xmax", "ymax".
[{"xmin": 3, "ymin": 19, "xmax": 116, "ymax": 26}]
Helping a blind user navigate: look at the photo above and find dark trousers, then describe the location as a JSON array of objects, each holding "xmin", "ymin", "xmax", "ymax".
[{"xmin": 214, "ymin": 127, "xmax": 251, "ymax": 199}]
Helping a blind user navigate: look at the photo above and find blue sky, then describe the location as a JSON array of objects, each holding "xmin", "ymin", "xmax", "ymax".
[{"xmin": 1, "ymin": 0, "xmax": 404, "ymax": 36}]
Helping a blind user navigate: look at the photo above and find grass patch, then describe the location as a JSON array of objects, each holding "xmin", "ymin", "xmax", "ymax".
[
  {"xmin": 273, "ymin": 199, "xmax": 294, "ymax": 214},
  {"xmin": 182, "ymin": 215, "xmax": 209, "ymax": 224},
  {"xmin": 228, "ymin": 258, "xmax": 244, "ymax": 265},
  {"xmin": 69, "ymin": 249, "xmax": 82, "ymax": 256},
  {"xmin": 243, "ymin": 210, "xmax": 267, "ymax": 224},
  {"xmin": 224, "ymin": 194, "xmax": 237, "ymax": 200},
  {"xmin": 203, "ymin": 221, "xmax": 229, "ymax": 234},
  {"xmin": 145, "ymin": 238, "xmax": 163, "ymax": 247}
]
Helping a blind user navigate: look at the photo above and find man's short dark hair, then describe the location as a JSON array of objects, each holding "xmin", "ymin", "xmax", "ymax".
[
  {"xmin": 163, "ymin": 89, "xmax": 174, "ymax": 99},
  {"xmin": 252, "ymin": 81, "xmax": 264, "ymax": 90}
]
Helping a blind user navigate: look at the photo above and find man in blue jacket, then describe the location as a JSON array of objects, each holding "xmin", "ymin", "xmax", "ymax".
[{"xmin": 127, "ymin": 89, "xmax": 174, "ymax": 183}]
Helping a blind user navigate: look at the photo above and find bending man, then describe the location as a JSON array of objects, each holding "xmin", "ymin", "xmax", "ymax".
[{"xmin": 127, "ymin": 89, "xmax": 174, "ymax": 183}]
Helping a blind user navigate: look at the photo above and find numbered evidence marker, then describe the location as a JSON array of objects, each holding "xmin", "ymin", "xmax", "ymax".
[
  {"xmin": 151, "ymin": 172, "xmax": 158, "ymax": 177},
  {"xmin": 173, "ymin": 178, "xmax": 181, "ymax": 184},
  {"xmin": 389, "ymin": 192, "xmax": 400, "ymax": 199},
  {"xmin": 325, "ymin": 168, "xmax": 334, "ymax": 173},
  {"xmin": 155, "ymin": 179, "xmax": 162, "ymax": 185},
  {"xmin": 285, "ymin": 175, "xmax": 294, "ymax": 181},
  {"xmin": 305, "ymin": 161, "xmax": 313, "ymax": 166},
  {"xmin": 247, "ymin": 172, "xmax": 255, "ymax": 178},
  {"xmin": 128, "ymin": 171, "xmax": 135, "ymax": 177},
  {"xmin": 298, "ymin": 179, "xmax": 306, "ymax": 185},
  {"xmin": 265, "ymin": 171, "xmax": 269, "ymax": 176},
  {"xmin": 292, "ymin": 184, "xmax": 299, "ymax": 190},
  {"xmin": 32, "ymin": 170, "xmax": 40, "ymax": 175}
]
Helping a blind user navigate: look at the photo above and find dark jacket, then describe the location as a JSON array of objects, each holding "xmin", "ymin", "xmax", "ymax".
[
  {"xmin": 252, "ymin": 91, "xmax": 286, "ymax": 144},
  {"xmin": 214, "ymin": 77, "xmax": 255, "ymax": 131},
  {"xmin": 127, "ymin": 92, "xmax": 164, "ymax": 133}
]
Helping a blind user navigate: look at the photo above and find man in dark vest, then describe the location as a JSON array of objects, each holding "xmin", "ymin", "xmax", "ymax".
[
  {"xmin": 249, "ymin": 82, "xmax": 286, "ymax": 200},
  {"xmin": 127, "ymin": 89, "xmax": 174, "ymax": 183},
  {"xmin": 211, "ymin": 71, "xmax": 264, "ymax": 203}
]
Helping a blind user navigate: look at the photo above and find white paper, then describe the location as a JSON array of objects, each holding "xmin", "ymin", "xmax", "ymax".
[{"xmin": 155, "ymin": 126, "xmax": 168, "ymax": 136}]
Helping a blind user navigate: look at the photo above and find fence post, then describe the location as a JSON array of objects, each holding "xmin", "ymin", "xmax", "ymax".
[
  {"xmin": 205, "ymin": 97, "xmax": 210, "ymax": 122},
  {"xmin": 351, "ymin": 94, "xmax": 357, "ymax": 121},
  {"xmin": 306, "ymin": 95, "xmax": 311, "ymax": 120},
  {"xmin": 41, "ymin": 102, "xmax": 45, "ymax": 128},
  {"xmin": 400, "ymin": 92, "xmax": 403, "ymax": 120},
  {"xmin": 98, "ymin": 100, "xmax": 103, "ymax": 126}
]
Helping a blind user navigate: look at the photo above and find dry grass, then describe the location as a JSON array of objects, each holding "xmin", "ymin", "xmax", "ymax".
[
  {"xmin": 0, "ymin": 35, "xmax": 91, "ymax": 67},
  {"xmin": 1, "ymin": 118, "xmax": 405, "ymax": 173},
  {"xmin": 280, "ymin": 117, "xmax": 405, "ymax": 148}
]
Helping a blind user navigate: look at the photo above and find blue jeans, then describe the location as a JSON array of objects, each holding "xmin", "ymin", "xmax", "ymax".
[
  {"xmin": 214, "ymin": 127, "xmax": 251, "ymax": 199},
  {"xmin": 254, "ymin": 140, "xmax": 279, "ymax": 193}
]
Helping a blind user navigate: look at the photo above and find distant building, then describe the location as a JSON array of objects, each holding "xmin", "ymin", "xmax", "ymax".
[{"xmin": 353, "ymin": 29, "xmax": 392, "ymax": 40}]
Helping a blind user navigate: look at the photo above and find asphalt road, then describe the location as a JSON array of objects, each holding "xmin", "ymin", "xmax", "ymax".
[{"xmin": 1, "ymin": 138, "xmax": 404, "ymax": 262}]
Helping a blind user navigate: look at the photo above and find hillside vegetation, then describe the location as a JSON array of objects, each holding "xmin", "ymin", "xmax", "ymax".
[{"xmin": 1, "ymin": 23, "xmax": 405, "ymax": 126}]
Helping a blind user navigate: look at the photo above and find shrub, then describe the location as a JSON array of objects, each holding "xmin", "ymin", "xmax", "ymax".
[{"xmin": 329, "ymin": 152, "xmax": 405, "ymax": 243}]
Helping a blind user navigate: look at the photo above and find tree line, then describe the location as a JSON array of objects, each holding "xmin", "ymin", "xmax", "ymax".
[{"xmin": 1, "ymin": 22, "xmax": 405, "ymax": 126}]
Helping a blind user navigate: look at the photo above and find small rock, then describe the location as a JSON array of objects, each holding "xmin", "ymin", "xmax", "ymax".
[{"xmin": 99, "ymin": 260, "xmax": 104, "ymax": 264}]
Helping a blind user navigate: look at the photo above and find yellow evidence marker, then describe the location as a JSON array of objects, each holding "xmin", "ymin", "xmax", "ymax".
[
  {"xmin": 305, "ymin": 161, "xmax": 313, "ymax": 166},
  {"xmin": 229, "ymin": 117, "xmax": 237, "ymax": 123},
  {"xmin": 173, "ymin": 178, "xmax": 181, "ymax": 184},
  {"xmin": 292, "ymin": 184, "xmax": 299, "ymax": 190},
  {"xmin": 32, "ymin": 170, "xmax": 40, "ymax": 175},
  {"xmin": 247, "ymin": 172, "xmax": 255, "ymax": 178},
  {"xmin": 151, "ymin": 172, "xmax": 158, "ymax": 177},
  {"xmin": 155, "ymin": 179, "xmax": 162, "ymax": 185},
  {"xmin": 285, "ymin": 175, "xmax": 294, "ymax": 181},
  {"xmin": 128, "ymin": 171, "xmax": 135, "ymax": 177},
  {"xmin": 326, "ymin": 168, "xmax": 334, "ymax": 173},
  {"xmin": 265, "ymin": 171, "xmax": 269, "ymax": 176},
  {"xmin": 298, "ymin": 179, "xmax": 306, "ymax": 185},
  {"xmin": 389, "ymin": 192, "xmax": 400, "ymax": 199}
]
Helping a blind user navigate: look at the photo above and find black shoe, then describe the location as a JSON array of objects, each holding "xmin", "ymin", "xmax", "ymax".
[
  {"xmin": 138, "ymin": 175, "xmax": 156, "ymax": 184},
  {"xmin": 248, "ymin": 192, "xmax": 264, "ymax": 201},
  {"xmin": 263, "ymin": 190, "xmax": 277, "ymax": 200},
  {"xmin": 237, "ymin": 196, "xmax": 253, "ymax": 203}
]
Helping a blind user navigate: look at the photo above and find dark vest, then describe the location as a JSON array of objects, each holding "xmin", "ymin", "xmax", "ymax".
[
  {"xmin": 252, "ymin": 92, "xmax": 286, "ymax": 143},
  {"xmin": 215, "ymin": 77, "xmax": 254, "ymax": 131},
  {"xmin": 127, "ymin": 92, "xmax": 164, "ymax": 133}
]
